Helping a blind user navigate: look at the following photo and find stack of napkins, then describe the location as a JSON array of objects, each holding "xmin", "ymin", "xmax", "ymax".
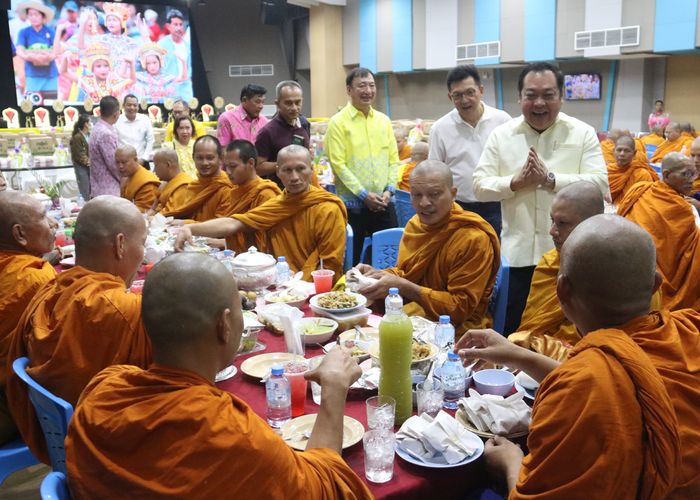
[
  {"xmin": 396, "ymin": 411, "xmax": 482, "ymax": 464},
  {"xmin": 459, "ymin": 389, "xmax": 531, "ymax": 435},
  {"xmin": 345, "ymin": 267, "xmax": 378, "ymax": 292},
  {"xmin": 352, "ymin": 366, "xmax": 380, "ymax": 389}
]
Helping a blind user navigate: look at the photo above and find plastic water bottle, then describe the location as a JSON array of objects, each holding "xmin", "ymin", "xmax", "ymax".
[
  {"xmin": 276, "ymin": 256, "xmax": 290, "ymax": 285},
  {"xmin": 434, "ymin": 315, "xmax": 455, "ymax": 351},
  {"xmin": 441, "ymin": 352, "xmax": 466, "ymax": 409},
  {"xmin": 220, "ymin": 249, "xmax": 234, "ymax": 273},
  {"xmin": 265, "ymin": 365, "xmax": 292, "ymax": 428},
  {"xmin": 385, "ymin": 287, "xmax": 403, "ymax": 311},
  {"xmin": 76, "ymin": 195, "xmax": 85, "ymax": 208}
]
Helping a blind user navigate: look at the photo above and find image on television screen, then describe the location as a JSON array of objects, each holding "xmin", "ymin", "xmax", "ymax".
[
  {"xmin": 564, "ymin": 73, "xmax": 601, "ymax": 101},
  {"xmin": 7, "ymin": 0, "xmax": 193, "ymax": 106}
]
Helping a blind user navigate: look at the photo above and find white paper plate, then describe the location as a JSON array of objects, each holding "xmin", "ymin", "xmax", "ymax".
[{"xmin": 395, "ymin": 438, "xmax": 484, "ymax": 469}]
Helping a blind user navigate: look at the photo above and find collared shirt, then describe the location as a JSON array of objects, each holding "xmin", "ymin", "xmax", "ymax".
[
  {"xmin": 325, "ymin": 103, "xmax": 399, "ymax": 208},
  {"xmin": 429, "ymin": 104, "xmax": 511, "ymax": 203},
  {"xmin": 255, "ymin": 114, "xmax": 310, "ymax": 187},
  {"xmin": 216, "ymin": 106, "xmax": 269, "ymax": 147},
  {"xmin": 473, "ymin": 112, "xmax": 608, "ymax": 267},
  {"xmin": 88, "ymin": 119, "xmax": 120, "ymax": 197},
  {"xmin": 115, "ymin": 113, "xmax": 155, "ymax": 161}
]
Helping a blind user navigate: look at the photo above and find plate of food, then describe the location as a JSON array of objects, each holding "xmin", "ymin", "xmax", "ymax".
[
  {"xmin": 240, "ymin": 352, "xmax": 300, "ymax": 379},
  {"xmin": 281, "ymin": 414, "xmax": 364, "ymax": 451},
  {"xmin": 264, "ymin": 288, "xmax": 309, "ymax": 309},
  {"xmin": 309, "ymin": 291, "xmax": 367, "ymax": 314},
  {"xmin": 368, "ymin": 340, "xmax": 439, "ymax": 368},
  {"xmin": 298, "ymin": 317, "xmax": 338, "ymax": 344}
]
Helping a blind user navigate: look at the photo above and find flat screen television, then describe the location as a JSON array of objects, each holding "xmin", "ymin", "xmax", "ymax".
[
  {"xmin": 564, "ymin": 73, "xmax": 602, "ymax": 101},
  {"xmin": 7, "ymin": 0, "xmax": 193, "ymax": 106}
]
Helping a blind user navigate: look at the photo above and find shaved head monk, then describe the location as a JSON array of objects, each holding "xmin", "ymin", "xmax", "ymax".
[
  {"xmin": 640, "ymin": 124, "xmax": 665, "ymax": 148},
  {"xmin": 650, "ymin": 121, "xmax": 693, "ymax": 163},
  {"xmin": 222, "ymin": 139, "xmax": 281, "ymax": 253},
  {"xmin": 606, "ymin": 135, "xmax": 658, "ymax": 205},
  {"xmin": 148, "ymin": 148, "xmax": 193, "ymax": 215},
  {"xmin": 455, "ymin": 214, "xmax": 682, "ymax": 498},
  {"xmin": 618, "ymin": 152, "xmax": 700, "ymax": 311},
  {"xmin": 65, "ymin": 253, "xmax": 372, "ymax": 499},
  {"xmin": 689, "ymin": 136, "xmax": 700, "ymax": 199},
  {"xmin": 161, "ymin": 135, "xmax": 234, "ymax": 222},
  {"xmin": 509, "ymin": 181, "xmax": 603, "ymax": 360},
  {"xmin": 358, "ymin": 160, "xmax": 499, "ymax": 336},
  {"xmin": 0, "ymin": 192, "xmax": 57, "ymax": 443},
  {"xmin": 5, "ymin": 196, "xmax": 152, "ymax": 463},
  {"xmin": 176, "ymin": 145, "xmax": 347, "ymax": 281},
  {"xmin": 116, "ymin": 145, "xmax": 160, "ymax": 212},
  {"xmin": 397, "ymin": 141, "xmax": 429, "ymax": 191}
]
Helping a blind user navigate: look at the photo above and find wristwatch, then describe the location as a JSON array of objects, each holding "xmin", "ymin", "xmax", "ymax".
[{"xmin": 545, "ymin": 171, "xmax": 556, "ymax": 190}]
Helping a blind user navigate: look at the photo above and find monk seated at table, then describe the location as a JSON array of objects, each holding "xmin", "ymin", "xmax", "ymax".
[
  {"xmin": 161, "ymin": 136, "xmax": 234, "ymax": 222},
  {"xmin": 4, "ymin": 196, "xmax": 152, "ymax": 464},
  {"xmin": 650, "ymin": 122, "xmax": 693, "ymax": 163},
  {"xmin": 606, "ymin": 136, "xmax": 658, "ymax": 205},
  {"xmin": 617, "ymin": 152, "xmax": 700, "ymax": 311},
  {"xmin": 640, "ymin": 125, "xmax": 665, "ymax": 148},
  {"xmin": 357, "ymin": 160, "xmax": 500, "ymax": 336},
  {"xmin": 65, "ymin": 252, "xmax": 372, "ymax": 499},
  {"xmin": 600, "ymin": 129, "xmax": 648, "ymax": 167},
  {"xmin": 456, "ymin": 215, "xmax": 682, "ymax": 498},
  {"xmin": 117, "ymin": 145, "xmax": 160, "ymax": 212},
  {"xmin": 175, "ymin": 145, "xmax": 347, "ymax": 281},
  {"xmin": 508, "ymin": 182, "xmax": 603, "ymax": 361},
  {"xmin": 147, "ymin": 148, "xmax": 193, "ymax": 215},
  {"xmin": 0, "ymin": 192, "xmax": 57, "ymax": 444},
  {"xmin": 397, "ymin": 142, "xmax": 429, "ymax": 192},
  {"xmin": 222, "ymin": 139, "xmax": 281, "ymax": 253}
]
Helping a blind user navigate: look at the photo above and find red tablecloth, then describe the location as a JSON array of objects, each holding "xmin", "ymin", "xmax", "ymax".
[{"xmin": 217, "ymin": 327, "xmax": 490, "ymax": 499}]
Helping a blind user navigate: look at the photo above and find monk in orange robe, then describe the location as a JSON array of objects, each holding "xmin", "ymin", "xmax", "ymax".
[
  {"xmin": 395, "ymin": 127, "xmax": 412, "ymax": 162},
  {"xmin": 600, "ymin": 129, "xmax": 649, "ymax": 167},
  {"xmin": 148, "ymin": 149, "xmax": 192, "ymax": 215},
  {"xmin": 650, "ymin": 122, "xmax": 693, "ymax": 163},
  {"xmin": 606, "ymin": 136, "xmax": 658, "ymax": 204},
  {"xmin": 617, "ymin": 152, "xmax": 700, "ymax": 311},
  {"xmin": 689, "ymin": 136, "xmax": 700, "ymax": 196},
  {"xmin": 358, "ymin": 161, "xmax": 499, "ymax": 335},
  {"xmin": 5, "ymin": 196, "xmax": 152, "ymax": 463},
  {"xmin": 397, "ymin": 141, "xmax": 428, "ymax": 191},
  {"xmin": 116, "ymin": 145, "xmax": 160, "ymax": 212},
  {"xmin": 177, "ymin": 145, "xmax": 347, "ymax": 281},
  {"xmin": 162, "ymin": 136, "xmax": 234, "ymax": 222},
  {"xmin": 456, "ymin": 215, "xmax": 680, "ymax": 498},
  {"xmin": 0, "ymin": 192, "xmax": 57, "ymax": 443},
  {"xmin": 65, "ymin": 253, "xmax": 372, "ymax": 499},
  {"xmin": 640, "ymin": 125, "xmax": 665, "ymax": 147},
  {"xmin": 223, "ymin": 140, "xmax": 281, "ymax": 254}
]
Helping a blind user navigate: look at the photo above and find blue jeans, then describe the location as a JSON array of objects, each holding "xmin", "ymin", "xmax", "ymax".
[{"xmin": 25, "ymin": 75, "xmax": 58, "ymax": 93}]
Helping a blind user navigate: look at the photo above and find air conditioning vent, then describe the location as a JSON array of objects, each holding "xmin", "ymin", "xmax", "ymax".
[
  {"xmin": 456, "ymin": 41, "xmax": 500, "ymax": 62},
  {"xmin": 229, "ymin": 64, "xmax": 274, "ymax": 77},
  {"xmin": 574, "ymin": 26, "xmax": 640, "ymax": 51}
]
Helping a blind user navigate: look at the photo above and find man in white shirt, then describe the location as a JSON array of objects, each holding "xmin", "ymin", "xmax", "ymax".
[
  {"xmin": 115, "ymin": 94, "xmax": 154, "ymax": 168},
  {"xmin": 429, "ymin": 65, "xmax": 511, "ymax": 236},
  {"xmin": 473, "ymin": 62, "xmax": 607, "ymax": 334}
]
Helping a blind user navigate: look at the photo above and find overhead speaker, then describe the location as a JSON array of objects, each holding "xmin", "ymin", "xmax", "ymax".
[{"xmin": 260, "ymin": 0, "xmax": 286, "ymax": 25}]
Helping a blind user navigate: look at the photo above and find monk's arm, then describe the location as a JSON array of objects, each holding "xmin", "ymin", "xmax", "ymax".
[
  {"xmin": 189, "ymin": 218, "xmax": 248, "ymax": 238},
  {"xmin": 134, "ymin": 185, "xmax": 158, "ymax": 212}
]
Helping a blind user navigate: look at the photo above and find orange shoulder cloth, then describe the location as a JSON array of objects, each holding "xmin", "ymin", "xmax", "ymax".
[
  {"xmin": 230, "ymin": 177, "xmax": 282, "ymax": 215},
  {"xmin": 122, "ymin": 167, "xmax": 159, "ymax": 201},
  {"xmin": 607, "ymin": 159, "xmax": 658, "ymax": 204},
  {"xmin": 157, "ymin": 172, "xmax": 192, "ymax": 209},
  {"xmin": 162, "ymin": 171, "xmax": 232, "ymax": 218}
]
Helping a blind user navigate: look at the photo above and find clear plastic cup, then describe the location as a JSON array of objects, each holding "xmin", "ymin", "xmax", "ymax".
[
  {"xmin": 308, "ymin": 355, "xmax": 324, "ymax": 405},
  {"xmin": 416, "ymin": 379, "xmax": 444, "ymax": 418},
  {"xmin": 311, "ymin": 270, "xmax": 335, "ymax": 294},
  {"xmin": 366, "ymin": 395, "xmax": 396, "ymax": 430},
  {"xmin": 363, "ymin": 429, "xmax": 395, "ymax": 483},
  {"xmin": 284, "ymin": 359, "xmax": 309, "ymax": 417}
]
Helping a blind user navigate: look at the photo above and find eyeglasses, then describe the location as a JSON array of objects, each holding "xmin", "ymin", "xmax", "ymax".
[
  {"xmin": 522, "ymin": 92, "xmax": 559, "ymax": 102},
  {"xmin": 672, "ymin": 169, "xmax": 698, "ymax": 180},
  {"xmin": 450, "ymin": 89, "xmax": 479, "ymax": 101}
]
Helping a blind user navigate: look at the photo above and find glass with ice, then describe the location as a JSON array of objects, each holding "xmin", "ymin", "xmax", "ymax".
[
  {"xmin": 366, "ymin": 395, "xmax": 396, "ymax": 430},
  {"xmin": 363, "ymin": 429, "xmax": 396, "ymax": 483},
  {"xmin": 283, "ymin": 359, "xmax": 309, "ymax": 417},
  {"xmin": 416, "ymin": 379, "xmax": 444, "ymax": 418}
]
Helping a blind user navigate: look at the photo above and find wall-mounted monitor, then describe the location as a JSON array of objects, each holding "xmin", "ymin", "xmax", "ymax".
[
  {"xmin": 564, "ymin": 73, "xmax": 602, "ymax": 101},
  {"xmin": 7, "ymin": 0, "xmax": 193, "ymax": 106}
]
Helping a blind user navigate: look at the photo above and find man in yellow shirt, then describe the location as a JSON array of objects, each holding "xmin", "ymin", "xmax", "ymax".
[{"xmin": 164, "ymin": 99, "xmax": 205, "ymax": 142}]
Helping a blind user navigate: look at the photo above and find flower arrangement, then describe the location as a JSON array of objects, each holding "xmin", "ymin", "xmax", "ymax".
[{"xmin": 32, "ymin": 172, "xmax": 67, "ymax": 201}]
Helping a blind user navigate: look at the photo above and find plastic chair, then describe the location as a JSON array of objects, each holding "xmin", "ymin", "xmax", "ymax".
[
  {"xmin": 40, "ymin": 471, "xmax": 70, "ymax": 500},
  {"xmin": 645, "ymin": 143, "xmax": 658, "ymax": 160},
  {"xmin": 651, "ymin": 163, "xmax": 662, "ymax": 177},
  {"xmin": 394, "ymin": 189, "xmax": 416, "ymax": 227},
  {"xmin": 488, "ymin": 254, "xmax": 510, "ymax": 335},
  {"xmin": 344, "ymin": 224, "xmax": 353, "ymax": 273},
  {"xmin": 12, "ymin": 358, "xmax": 74, "ymax": 474},
  {"xmin": 0, "ymin": 438, "xmax": 39, "ymax": 485},
  {"xmin": 359, "ymin": 228, "xmax": 404, "ymax": 269}
]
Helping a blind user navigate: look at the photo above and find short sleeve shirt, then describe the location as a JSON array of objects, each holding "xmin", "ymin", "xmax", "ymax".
[{"xmin": 17, "ymin": 25, "xmax": 58, "ymax": 78}]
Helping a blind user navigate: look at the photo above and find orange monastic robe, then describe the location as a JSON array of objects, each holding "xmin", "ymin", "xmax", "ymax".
[
  {"xmin": 640, "ymin": 133, "xmax": 664, "ymax": 147},
  {"xmin": 650, "ymin": 136, "xmax": 693, "ymax": 163},
  {"xmin": 154, "ymin": 172, "xmax": 193, "ymax": 214},
  {"xmin": 386, "ymin": 204, "xmax": 499, "ymax": 335},
  {"xmin": 607, "ymin": 159, "xmax": 659, "ymax": 205},
  {"xmin": 5, "ymin": 266, "xmax": 152, "ymax": 463},
  {"xmin": 617, "ymin": 181, "xmax": 700, "ymax": 311},
  {"xmin": 66, "ymin": 364, "xmax": 373, "ymax": 500},
  {"xmin": 121, "ymin": 167, "xmax": 160, "ymax": 212},
  {"xmin": 397, "ymin": 161, "xmax": 416, "ymax": 191},
  {"xmin": 621, "ymin": 309, "xmax": 700, "ymax": 498},
  {"xmin": 225, "ymin": 177, "xmax": 281, "ymax": 254},
  {"xmin": 514, "ymin": 328, "xmax": 679, "ymax": 498},
  {"xmin": 398, "ymin": 143, "xmax": 412, "ymax": 161},
  {"xmin": 509, "ymin": 249, "xmax": 579, "ymax": 361},
  {"xmin": 162, "ymin": 170, "xmax": 233, "ymax": 222},
  {"xmin": 233, "ymin": 186, "xmax": 347, "ymax": 281},
  {"xmin": 600, "ymin": 139, "xmax": 649, "ymax": 166}
]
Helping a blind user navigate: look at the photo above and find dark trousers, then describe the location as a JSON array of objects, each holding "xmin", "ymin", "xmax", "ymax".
[
  {"xmin": 456, "ymin": 201, "xmax": 502, "ymax": 237},
  {"xmin": 348, "ymin": 204, "xmax": 397, "ymax": 265},
  {"xmin": 504, "ymin": 266, "xmax": 536, "ymax": 335}
]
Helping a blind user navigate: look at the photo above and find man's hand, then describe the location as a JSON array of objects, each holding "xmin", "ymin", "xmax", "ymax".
[
  {"xmin": 363, "ymin": 192, "xmax": 388, "ymax": 212},
  {"xmin": 173, "ymin": 226, "xmax": 193, "ymax": 252},
  {"xmin": 355, "ymin": 263, "xmax": 377, "ymax": 275},
  {"xmin": 456, "ymin": 329, "xmax": 522, "ymax": 370},
  {"xmin": 484, "ymin": 436, "xmax": 524, "ymax": 491},
  {"xmin": 305, "ymin": 346, "xmax": 361, "ymax": 391},
  {"xmin": 358, "ymin": 272, "xmax": 407, "ymax": 301},
  {"xmin": 381, "ymin": 190, "xmax": 392, "ymax": 205},
  {"xmin": 510, "ymin": 147, "xmax": 547, "ymax": 191}
]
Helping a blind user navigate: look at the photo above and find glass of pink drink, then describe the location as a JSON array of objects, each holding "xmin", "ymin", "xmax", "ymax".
[
  {"xmin": 311, "ymin": 270, "xmax": 334, "ymax": 294},
  {"xmin": 284, "ymin": 360, "xmax": 309, "ymax": 417}
]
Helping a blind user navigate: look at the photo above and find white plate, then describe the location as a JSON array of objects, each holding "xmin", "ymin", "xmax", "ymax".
[
  {"xmin": 395, "ymin": 438, "xmax": 484, "ymax": 469},
  {"xmin": 240, "ymin": 352, "xmax": 300, "ymax": 379},
  {"xmin": 281, "ymin": 414, "xmax": 364, "ymax": 451},
  {"xmin": 59, "ymin": 256, "xmax": 75, "ymax": 268},
  {"xmin": 215, "ymin": 365, "xmax": 237, "ymax": 382},
  {"xmin": 309, "ymin": 291, "xmax": 367, "ymax": 314}
]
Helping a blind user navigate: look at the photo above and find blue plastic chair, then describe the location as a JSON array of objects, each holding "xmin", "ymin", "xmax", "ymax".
[
  {"xmin": 12, "ymin": 358, "xmax": 74, "ymax": 475},
  {"xmin": 651, "ymin": 162, "xmax": 662, "ymax": 178},
  {"xmin": 645, "ymin": 143, "xmax": 658, "ymax": 160},
  {"xmin": 40, "ymin": 471, "xmax": 70, "ymax": 500},
  {"xmin": 488, "ymin": 254, "xmax": 510, "ymax": 335},
  {"xmin": 359, "ymin": 228, "xmax": 404, "ymax": 269},
  {"xmin": 344, "ymin": 224, "xmax": 353, "ymax": 273},
  {"xmin": 0, "ymin": 438, "xmax": 39, "ymax": 485},
  {"xmin": 394, "ymin": 189, "xmax": 416, "ymax": 227}
]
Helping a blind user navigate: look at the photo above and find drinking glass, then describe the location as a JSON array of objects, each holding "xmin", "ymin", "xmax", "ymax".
[
  {"xmin": 308, "ymin": 355, "xmax": 324, "ymax": 405},
  {"xmin": 363, "ymin": 429, "xmax": 395, "ymax": 483},
  {"xmin": 284, "ymin": 359, "xmax": 309, "ymax": 417},
  {"xmin": 366, "ymin": 395, "xmax": 395, "ymax": 430},
  {"xmin": 311, "ymin": 270, "xmax": 334, "ymax": 294},
  {"xmin": 416, "ymin": 379, "xmax": 444, "ymax": 418}
]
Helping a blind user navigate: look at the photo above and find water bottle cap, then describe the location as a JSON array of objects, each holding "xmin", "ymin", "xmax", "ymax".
[
  {"xmin": 447, "ymin": 351, "xmax": 460, "ymax": 361},
  {"xmin": 278, "ymin": 256, "xmax": 286, "ymax": 262},
  {"xmin": 388, "ymin": 287, "xmax": 399, "ymax": 295},
  {"xmin": 270, "ymin": 365, "xmax": 284, "ymax": 376},
  {"xmin": 439, "ymin": 315, "xmax": 450, "ymax": 324},
  {"xmin": 223, "ymin": 249, "xmax": 233, "ymax": 256}
]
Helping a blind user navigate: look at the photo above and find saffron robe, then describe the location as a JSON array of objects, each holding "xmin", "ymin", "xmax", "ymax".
[
  {"xmin": 225, "ymin": 177, "xmax": 281, "ymax": 254},
  {"xmin": 162, "ymin": 170, "xmax": 233, "ymax": 222},
  {"xmin": 607, "ymin": 159, "xmax": 658, "ymax": 205},
  {"xmin": 121, "ymin": 166, "xmax": 160, "ymax": 212},
  {"xmin": 154, "ymin": 172, "xmax": 193, "ymax": 214},
  {"xmin": 650, "ymin": 136, "xmax": 693, "ymax": 163}
]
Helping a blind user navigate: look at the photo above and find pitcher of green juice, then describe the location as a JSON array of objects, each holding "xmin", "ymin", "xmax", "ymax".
[{"xmin": 378, "ymin": 287, "xmax": 413, "ymax": 425}]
